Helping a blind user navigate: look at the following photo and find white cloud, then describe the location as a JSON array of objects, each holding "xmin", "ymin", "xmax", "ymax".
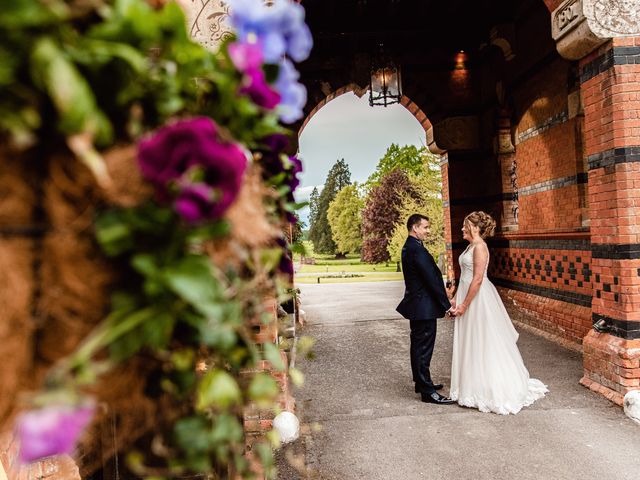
[{"xmin": 294, "ymin": 184, "xmax": 323, "ymax": 203}]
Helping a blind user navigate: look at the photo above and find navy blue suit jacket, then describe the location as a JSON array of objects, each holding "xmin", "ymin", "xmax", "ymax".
[{"xmin": 396, "ymin": 236, "xmax": 451, "ymax": 321}]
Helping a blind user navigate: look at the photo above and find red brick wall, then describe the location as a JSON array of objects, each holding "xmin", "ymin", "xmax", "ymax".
[
  {"xmin": 578, "ymin": 36, "xmax": 640, "ymax": 404},
  {"xmin": 513, "ymin": 59, "xmax": 586, "ymax": 234}
]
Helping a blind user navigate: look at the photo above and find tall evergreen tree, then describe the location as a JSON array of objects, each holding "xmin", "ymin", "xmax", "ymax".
[
  {"xmin": 308, "ymin": 186, "xmax": 319, "ymax": 228},
  {"xmin": 309, "ymin": 159, "xmax": 352, "ymax": 254}
]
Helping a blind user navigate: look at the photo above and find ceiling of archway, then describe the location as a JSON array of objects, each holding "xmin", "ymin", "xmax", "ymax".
[{"xmin": 298, "ymin": 0, "xmax": 555, "ymax": 127}]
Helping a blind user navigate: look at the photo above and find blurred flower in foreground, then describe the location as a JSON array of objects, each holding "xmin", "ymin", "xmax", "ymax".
[
  {"xmin": 274, "ymin": 59, "xmax": 307, "ymax": 123},
  {"xmin": 227, "ymin": 0, "xmax": 312, "ymax": 63},
  {"xmin": 137, "ymin": 117, "xmax": 247, "ymax": 222},
  {"xmin": 16, "ymin": 403, "xmax": 95, "ymax": 464}
]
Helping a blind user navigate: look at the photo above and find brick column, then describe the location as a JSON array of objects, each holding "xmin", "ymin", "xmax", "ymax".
[
  {"xmin": 496, "ymin": 109, "xmax": 518, "ymax": 232},
  {"xmin": 579, "ymin": 37, "xmax": 640, "ymax": 404}
]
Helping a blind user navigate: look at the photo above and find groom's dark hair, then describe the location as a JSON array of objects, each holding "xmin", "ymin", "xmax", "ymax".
[{"xmin": 407, "ymin": 214, "xmax": 430, "ymax": 232}]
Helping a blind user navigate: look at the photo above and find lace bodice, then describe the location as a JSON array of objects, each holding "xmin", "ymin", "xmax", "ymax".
[{"xmin": 458, "ymin": 244, "xmax": 489, "ymax": 283}]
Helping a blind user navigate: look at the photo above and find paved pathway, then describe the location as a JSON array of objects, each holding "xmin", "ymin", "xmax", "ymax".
[{"xmin": 277, "ymin": 281, "xmax": 640, "ymax": 480}]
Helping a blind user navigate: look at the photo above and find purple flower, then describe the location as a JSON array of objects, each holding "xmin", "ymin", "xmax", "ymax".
[
  {"xmin": 137, "ymin": 117, "xmax": 247, "ymax": 220},
  {"xmin": 227, "ymin": 0, "xmax": 313, "ymax": 64},
  {"xmin": 274, "ymin": 59, "xmax": 307, "ymax": 123},
  {"xmin": 174, "ymin": 183, "xmax": 218, "ymax": 223},
  {"xmin": 239, "ymin": 68, "xmax": 281, "ymax": 110},
  {"xmin": 257, "ymin": 134, "xmax": 302, "ymax": 194},
  {"xmin": 262, "ymin": 133, "xmax": 289, "ymax": 154},
  {"xmin": 276, "ymin": 237, "xmax": 294, "ymax": 276},
  {"xmin": 16, "ymin": 404, "xmax": 94, "ymax": 463},
  {"xmin": 287, "ymin": 155, "xmax": 302, "ymax": 192}
]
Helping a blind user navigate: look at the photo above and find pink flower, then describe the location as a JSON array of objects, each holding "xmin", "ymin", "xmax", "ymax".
[
  {"xmin": 137, "ymin": 118, "xmax": 247, "ymax": 220},
  {"xmin": 229, "ymin": 41, "xmax": 264, "ymax": 72},
  {"xmin": 16, "ymin": 404, "xmax": 94, "ymax": 464}
]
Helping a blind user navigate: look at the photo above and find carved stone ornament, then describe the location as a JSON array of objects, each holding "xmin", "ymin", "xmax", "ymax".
[
  {"xmin": 432, "ymin": 116, "xmax": 480, "ymax": 151},
  {"xmin": 552, "ymin": 0, "xmax": 640, "ymax": 60},
  {"xmin": 584, "ymin": 0, "xmax": 640, "ymax": 37},
  {"xmin": 176, "ymin": 0, "xmax": 233, "ymax": 51}
]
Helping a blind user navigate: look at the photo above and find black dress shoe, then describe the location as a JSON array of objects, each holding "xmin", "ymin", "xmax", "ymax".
[
  {"xmin": 421, "ymin": 391, "xmax": 455, "ymax": 405},
  {"xmin": 415, "ymin": 383, "xmax": 444, "ymax": 393}
]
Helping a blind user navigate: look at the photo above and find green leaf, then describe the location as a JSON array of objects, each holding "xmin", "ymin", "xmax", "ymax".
[
  {"xmin": 200, "ymin": 323, "xmax": 238, "ymax": 351},
  {"xmin": 164, "ymin": 255, "xmax": 223, "ymax": 317},
  {"xmin": 171, "ymin": 349, "xmax": 195, "ymax": 371},
  {"xmin": 94, "ymin": 210, "xmax": 134, "ymax": 256},
  {"xmin": 247, "ymin": 373, "xmax": 279, "ymax": 405},
  {"xmin": 209, "ymin": 413, "xmax": 243, "ymax": 445},
  {"xmin": 196, "ymin": 369, "xmax": 241, "ymax": 411},
  {"xmin": 30, "ymin": 37, "xmax": 112, "ymax": 141},
  {"xmin": 131, "ymin": 253, "xmax": 159, "ymax": 278},
  {"xmin": 174, "ymin": 415, "xmax": 211, "ymax": 453},
  {"xmin": 186, "ymin": 221, "xmax": 231, "ymax": 244},
  {"xmin": 259, "ymin": 248, "xmax": 283, "ymax": 273},
  {"xmin": 0, "ymin": 0, "xmax": 68, "ymax": 28},
  {"xmin": 263, "ymin": 343, "xmax": 285, "ymax": 371}
]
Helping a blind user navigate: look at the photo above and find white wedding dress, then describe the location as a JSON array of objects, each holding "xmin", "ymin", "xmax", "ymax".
[{"xmin": 450, "ymin": 244, "xmax": 548, "ymax": 415}]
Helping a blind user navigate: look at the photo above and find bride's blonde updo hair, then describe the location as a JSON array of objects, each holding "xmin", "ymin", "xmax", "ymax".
[{"xmin": 464, "ymin": 211, "xmax": 496, "ymax": 239}]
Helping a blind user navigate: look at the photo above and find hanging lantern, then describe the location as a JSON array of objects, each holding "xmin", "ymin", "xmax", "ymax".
[{"xmin": 369, "ymin": 48, "xmax": 402, "ymax": 107}]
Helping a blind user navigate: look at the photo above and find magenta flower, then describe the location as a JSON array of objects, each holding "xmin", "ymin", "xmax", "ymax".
[
  {"xmin": 174, "ymin": 182, "xmax": 219, "ymax": 224},
  {"xmin": 137, "ymin": 117, "xmax": 247, "ymax": 221},
  {"xmin": 16, "ymin": 404, "xmax": 94, "ymax": 464},
  {"xmin": 239, "ymin": 68, "xmax": 281, "ymax": 110}
]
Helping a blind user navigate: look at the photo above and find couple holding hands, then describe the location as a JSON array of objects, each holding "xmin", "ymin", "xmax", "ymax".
[{"xmin": 397, "ymin": 211, "xmax": 548, "ymax": 414}]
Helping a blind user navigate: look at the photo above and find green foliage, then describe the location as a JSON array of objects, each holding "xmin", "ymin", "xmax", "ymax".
[
  {"xmin": 308, "ymin": 187, "xmax": 319, "ymax": 229},
  {"xmin": 387, "ymin": 154, "xmax": 445, "ymax": 267},
  {"xmin": 361, "ymin": 169, "xmax": 416, "ymax": 263},
  {"xmin": 366, "ymin": 144, "xmax": 438, "ymax": 190},
  {"xmin": 327, "ymin": 183, "xmax": 364, "ymax": 254},
  {"xmin": 308, "ymin": 159, "xmax": 351, "ymax": 255},
  {"xmin": 5, "ymin": 1, "xmax": 300, "ymax": 477},
  {"xmin": 0, "ymin": 0, "xmax": 281, "ymax": 153}
]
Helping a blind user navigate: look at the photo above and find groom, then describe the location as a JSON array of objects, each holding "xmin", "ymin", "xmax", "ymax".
[{"xmin": 396, "ymin": 214, "xmax": 455, "ymax": 405}]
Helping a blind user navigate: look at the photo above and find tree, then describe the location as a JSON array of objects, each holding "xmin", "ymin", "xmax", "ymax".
[
  {"xmin": 308, "ymin": 186, "xmax": 319, "ymax": 228},
  {"xmin": 361, "ymin": 169, "xmax": 417, "ymax": 263},
  {"xmin": 309, "ymin": 159, "xmax": 352, "ymax": 254},
  {"xmin": 387, "ymin": 168, "xmax": 445, "ymax": 272},
  {"xmin": 327, "ymin": 183, "xmax": 364, "ymax": 254},
  {"xmin": 366, "ymin": 144, "xmax": 439, "ymax": 189}
]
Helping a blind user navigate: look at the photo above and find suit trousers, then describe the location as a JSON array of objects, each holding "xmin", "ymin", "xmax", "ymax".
[{"xmin": 409, "ymin": 319, "xmax": 437, "ymax": 394}]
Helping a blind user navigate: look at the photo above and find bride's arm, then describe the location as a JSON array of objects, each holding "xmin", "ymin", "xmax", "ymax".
[{"xmin": 453, "ymin": 244, "xmax": 488, "ymax": 316}]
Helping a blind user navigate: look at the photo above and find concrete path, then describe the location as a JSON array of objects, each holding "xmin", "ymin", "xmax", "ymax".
[{"xmin": 276, "ymin": 281, "xmax": 640, "ymax": 480}]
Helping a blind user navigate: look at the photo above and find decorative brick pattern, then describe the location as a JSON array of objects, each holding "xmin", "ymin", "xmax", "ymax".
[
  {"xmin": 490, "ymin": 245, "xmax": 592, "ymax": 298},
  {"xmin": 580, "ymin": 46, "xmax": 640, "ymax": 84},
  {"xmin": 518, "ymin": 173, "xmax": 587, "ymax": 196},
  {"xmin": 516, "ymin": 110, "xmax": 568, "ymax": 144}
]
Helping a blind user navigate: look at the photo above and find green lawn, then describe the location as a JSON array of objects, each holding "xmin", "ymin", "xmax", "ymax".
[
  {"xmin": 295, "ymin": 241, "xmax": 402, "ymax": 282},
  {"xmin": 295, "ymin": 272, "xmax": 403, "ymax": 284}
]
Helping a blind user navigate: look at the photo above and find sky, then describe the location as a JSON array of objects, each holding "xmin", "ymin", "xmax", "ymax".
[{"xmin": 295, "ymin": 92, "xmax": 426, "ymax": 225}]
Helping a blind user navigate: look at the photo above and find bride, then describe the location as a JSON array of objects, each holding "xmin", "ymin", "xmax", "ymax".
[{"xmin": 448, "ymin": 211, "xmax": 548, "ymax": 414}]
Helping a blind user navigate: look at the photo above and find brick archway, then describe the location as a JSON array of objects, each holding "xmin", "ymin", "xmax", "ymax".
[
  {"xmin": 298, "ymin": 85, "xmax": 444, "ymax": 155},
  {"xmin": 297, "ymin": 84, "xmax": 454, "ymax": 276}
]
